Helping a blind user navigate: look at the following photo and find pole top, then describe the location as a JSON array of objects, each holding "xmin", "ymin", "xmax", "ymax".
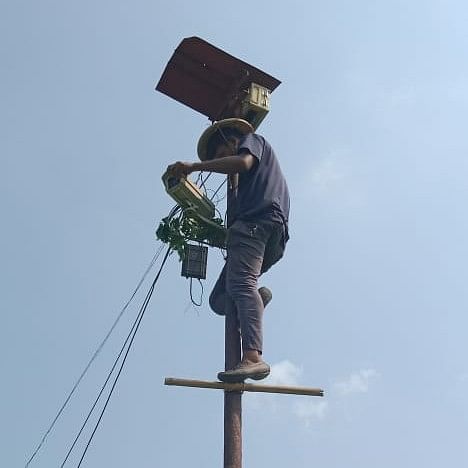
[{"xmin": 155, "ymin": 37, "xmax": 281, "ymax": 122}]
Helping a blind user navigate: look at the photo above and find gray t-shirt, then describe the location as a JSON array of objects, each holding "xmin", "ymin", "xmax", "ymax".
[{"xmin": 231, "ymin": 133, "xmax": 290, "ymax": 239}]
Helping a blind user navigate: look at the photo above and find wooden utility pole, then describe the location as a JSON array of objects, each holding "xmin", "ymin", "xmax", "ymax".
[
  {"xmin": 224, "ymin": 300, "xmax": 242, "ymax": 468},
  {"xmin": 223, "ymin": 173, "xmax": 242, "ymax": 468}
]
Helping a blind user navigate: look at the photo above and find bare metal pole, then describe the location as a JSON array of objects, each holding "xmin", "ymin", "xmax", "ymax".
[{"xmin": 224, "ymin": 173, "xmax": 242, "ymax": 468}]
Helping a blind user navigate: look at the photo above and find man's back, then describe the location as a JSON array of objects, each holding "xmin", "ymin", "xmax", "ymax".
[{"xmin": 236, "ymin": 133, "xmax": 290, "ymax": 232}]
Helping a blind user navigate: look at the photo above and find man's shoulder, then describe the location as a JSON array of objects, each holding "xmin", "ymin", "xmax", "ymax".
[
  {"xmin": 240, "ymin": 132, "xmax": 264, "ymax": 144},
  {"xmin": 240, "ymin": 133, "xmax": 275, "ymax": 154},
  {"xmin": 238, "ymin": 133, "xmax": 266, "ymax": 161}
]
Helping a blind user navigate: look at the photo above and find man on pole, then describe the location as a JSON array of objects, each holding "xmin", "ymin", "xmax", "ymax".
[{"xmin": 165, "ymin": 118, "xmax": 290, "ymax": 382}]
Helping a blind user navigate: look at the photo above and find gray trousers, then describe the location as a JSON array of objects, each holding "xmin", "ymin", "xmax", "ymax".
[{"xmin": 209, "ymin": 218, "xmax": 286, "ymax": 353}]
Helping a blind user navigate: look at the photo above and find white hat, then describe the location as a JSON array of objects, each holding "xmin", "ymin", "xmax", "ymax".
[{"xmin": 197, "ymin": 118, "xmax": 254, "ymax": 161}]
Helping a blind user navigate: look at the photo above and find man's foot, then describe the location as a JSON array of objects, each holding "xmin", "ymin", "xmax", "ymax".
[
  {"xmin": 258, "ymin": 286, "xmax": 272, "ymax": 308},
  {"xmin": 212, "ymin": 287, "xmax": 272, "ymax": 316},
  {"xmin": 217, "ymin": 360, "xmax": 270, "ymax": 383}
]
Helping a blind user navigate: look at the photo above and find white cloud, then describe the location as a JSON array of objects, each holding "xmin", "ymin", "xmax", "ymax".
[
  {"xmin": 333, "ymin": 368, "xmax": 379, "ymax": 395},
  {"xmin": 304, "ymin": 148, "xmax": 366, "ymax": 209},
  {"xmin": 293, "ymin": 400, "xmax": 329, "ymax": 427},
  {"xmin": 248, "ymin": 362, "xmax": 378, "ymax": 428},
  {"xmin": 310, "ymin": 154, "xmax": 346, "ymax": 194},
  {"xmin": 264, "ymin": 359, "xmax": 303, "ymax": 386},
  {"xmin": 250, "ymin": 360, "xmax": 328, "ymax": 427}
]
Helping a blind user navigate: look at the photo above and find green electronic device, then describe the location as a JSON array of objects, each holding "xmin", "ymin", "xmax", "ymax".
[
  {"xmin": 158, "ymin": 174, "xmax": 227, "ymax": 275},
  {"xmin": 162, "ymin": 173, "xmax": 215, "ymax": 220}
]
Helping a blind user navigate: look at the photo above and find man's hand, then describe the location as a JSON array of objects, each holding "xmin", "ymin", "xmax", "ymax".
[
  {"xmin": 164, "ymin": 153, "xmax": 255, "ymax": 179},
  {"xmin": 165, "ymin": 161, "xmax": 194, "ymax": 179}
]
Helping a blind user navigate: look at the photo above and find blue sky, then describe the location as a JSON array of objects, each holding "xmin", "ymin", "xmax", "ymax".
[{"xmin": 3, "ymin": 1, "xmax": 468, "ymax": 467}]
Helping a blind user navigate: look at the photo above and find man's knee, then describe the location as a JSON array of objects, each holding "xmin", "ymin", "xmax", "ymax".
[{"xmin": 226, "ymin": 277, "xmax": 258, "ymax": 300}]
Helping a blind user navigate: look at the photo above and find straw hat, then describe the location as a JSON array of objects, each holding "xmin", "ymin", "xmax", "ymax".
[{"xmin": 197, "ymin": 118, "xmax": 254, "ymax": 161}]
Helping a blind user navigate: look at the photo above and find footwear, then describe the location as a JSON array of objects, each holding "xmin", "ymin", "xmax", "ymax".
[
  {"xmin": 211, "ymin": 287, "xmax": 272, "ymax": 316},
  {"xmin": 258, "ymin": 286, "xmax": 272, "ymax": 308},
  {"xmin": 217, "ymin": 360, "xmax": 270, "ymax": 383}
]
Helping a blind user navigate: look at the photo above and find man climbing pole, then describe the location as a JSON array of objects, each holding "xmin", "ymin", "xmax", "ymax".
[{"xmin": 165, "ymin": 118, "xmax": 290, "ymax": 383}]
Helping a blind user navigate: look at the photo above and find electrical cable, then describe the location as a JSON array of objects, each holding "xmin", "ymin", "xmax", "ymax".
[
  {"xmin": 59, "ymin": 262, "xmax": 165, "ymax": 468},
  {"xmin": 27, "ymin": 169, "xmax": 226, "ymax": 466},
  {"xmin": 189, "ymin": 278, "xmax": 204, "ymax": 307},
  {"xmin": 205, "ymin": 181, "xmax": 227, "ymax": 206},
  {"xmin": 166, "ymin": 204, "xmax": 181, "ymax": 220},
  {"xmin": 71, "ymin": 246, "xmax": 172, "ymax": 468},
  {"xmin": 196, "ymin": 172, "xmax": 212, "ymax": 196},
  {"xmin": 215, "ymin": 207, "xmax": 224, "ymax": 220},
  {"xmin": 210, "ymin": 178, "xmax": 227, "ymax": 202},
  {"xmin": 24, "ymin": 245, "xmax": 165, "ymax": 468},
  {"xmin": 59, "ymin": 319, "xmax": 137, "ymax": 467}
]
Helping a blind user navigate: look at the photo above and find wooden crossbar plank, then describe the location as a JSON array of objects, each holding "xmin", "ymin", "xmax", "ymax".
[{"xmin": 164, "ymin": 377, "xmax": 324, "ymax": 397}]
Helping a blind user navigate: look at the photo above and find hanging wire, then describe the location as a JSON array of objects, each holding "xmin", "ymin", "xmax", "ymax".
[
  {"xmin": 214, "ymin": 190, "xmax": 227, "ymax": 205},
  {"xmin": 28, "ymin": 169, "xmax": 228, "ymax": 466},
  {"xmin": 74, "ymin": 247, "xmax": 171, "ymax": 468},
  {"xmin": 60, "ymin": 248, "xmax": 171, "ymax": 468},
  {"xmin": 24, "ymin": 245, "xmax": 165, "ymax": 468},
  {"xmin": 195, "ymin": 171, "xmax": 203, "ymax": 188},
  {"xmin": 196, "ymin": 171, "xmax": 212, "ymax": 196},
  {"xmin": 59, "ymin": 320, "xmax": 139, "ymax": 467},
  {"xmin": 59, "ymin": 255, "xmax": 170, "ymax": 467},
  {"xmin": 166, "ymin": 204, "xmax": 181, "ymax": 221},
  {"xmin": 210, "ymin": 177, "xmax": 227, "ymax": 202},
  {"xmin": 215, "ymin": 207, "xmax": 224, "ymax": 220},
  {"xmin": 189, "ymin": 278, "xmax": 204, "ymax": 307},
  {"xmin": 205, "ymin": 183, "xmax": 227, "ymax": 206}
]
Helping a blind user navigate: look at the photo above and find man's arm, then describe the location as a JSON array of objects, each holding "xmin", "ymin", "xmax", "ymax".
[{"xmin": 166, "ymin": 153, "xmax": 256, "ymax": 179}]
